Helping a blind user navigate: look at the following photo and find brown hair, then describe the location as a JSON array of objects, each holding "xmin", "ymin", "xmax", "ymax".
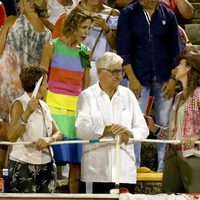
[
  {"xmin": 177, "ymin": 51, "xmax": 200, "ymax": 98},
  {"xmin": 20, "ymin": 64, "xmax": 48, "ymax": 92},
  {"xmin": 62, "ymin": 7, "xmax": 92, "ymax": 39}
]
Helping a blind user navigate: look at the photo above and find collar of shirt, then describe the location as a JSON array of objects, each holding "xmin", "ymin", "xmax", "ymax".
[
  {"xmin": 140, "ymin": 1, "xmax": 160, "ymax": 24},
  {"xmin": 23, "ymin": 92, "xmax": 31, "ymax": 101},
  {"xmin": 94, "ymin": 81, "xmax": 122, "ymax": 98}
]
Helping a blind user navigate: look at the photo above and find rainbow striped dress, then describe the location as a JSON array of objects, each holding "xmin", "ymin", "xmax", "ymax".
[{"xmin": 46, "ymin": 38, "xmax": 88, "ymax": 163}]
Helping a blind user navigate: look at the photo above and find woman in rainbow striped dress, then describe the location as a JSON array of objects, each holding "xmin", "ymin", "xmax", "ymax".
[{"xmin": 41, "ymin": 8, "xmax": 92, "ymax": 193}]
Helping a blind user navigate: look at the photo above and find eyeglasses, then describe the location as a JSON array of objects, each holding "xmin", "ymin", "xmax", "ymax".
[{"xmin": 101, "ymin": 68, "xmax": 124, "ymax": 76}]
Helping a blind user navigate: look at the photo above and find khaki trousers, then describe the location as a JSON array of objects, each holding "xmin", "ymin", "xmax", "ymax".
[{"xmin": 162, "ymin": 148, "xmax": 200, "ymax": 193}]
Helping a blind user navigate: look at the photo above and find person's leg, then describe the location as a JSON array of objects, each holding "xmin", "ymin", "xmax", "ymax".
[
  {"xmin": 93, "ymin": 182, "xmax": 115, "ymax": 194},
  {"xmin": 120, "ymin": 183, "xmax": 135, "ymax": 194},
  {"xmin": 8, "ymin": 160, "xmax": 35, "ymax": 193},
  {"xmin": 162, "ymin": 150, "xmax": 184, "ymax": 193},
  {"xmin": 153, "ymin": 82, "xmax": 173, "ymax": 172},
  {"xmin": 36, "ymin": 162, "xmax": 56, "ymax": 193},
  {"xmin": 135, "ymin": 86, "xmax": 150, "ymax": 167},
  {"xmin": 178, "ymin": 152, "xmax": 200, "ymax": 193},
  {"xmin": 69, "ymin": 163, "xmax": 81, "ymax": 193}
]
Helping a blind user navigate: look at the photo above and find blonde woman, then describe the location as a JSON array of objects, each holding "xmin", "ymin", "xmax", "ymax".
[
  {"xmin": 41, "ymin": 7, "xmax": 92, "ymax": 193},
  {"xmin": 0, "ymin": 0, "xmax": 51, "ymax": 124}
]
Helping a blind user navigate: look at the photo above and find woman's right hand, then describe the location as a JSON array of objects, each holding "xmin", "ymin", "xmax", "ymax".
[
  {"xmin": 144, "ymin": 114, "xmax": 157, "ymax": 133},
  {"xmin": 24, "ymin": 98, "xmax": 39, "ymax": 116}
]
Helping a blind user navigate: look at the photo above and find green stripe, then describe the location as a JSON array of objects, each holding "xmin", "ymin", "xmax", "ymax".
[
  {"xmin": 52, "ymin": 114, "xmax": 77, "ymax": 139},
  {"xmin": 89, "ymin": 139, "xmax": 100, "ymax": 143},
  {"xmin": 53, "ymin": 38, "xmax": 80, "ymax": 58}
]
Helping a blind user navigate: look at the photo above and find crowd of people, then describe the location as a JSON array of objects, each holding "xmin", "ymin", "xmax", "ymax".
[{"xmin": 0, "ymin": 0, "xmax": 199, "ymax": 195}]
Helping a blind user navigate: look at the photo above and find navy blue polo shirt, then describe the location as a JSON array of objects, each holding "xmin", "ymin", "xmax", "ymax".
[{"xmin": 117, "ymin": 1, "xmax": 181, "ymax": 86}]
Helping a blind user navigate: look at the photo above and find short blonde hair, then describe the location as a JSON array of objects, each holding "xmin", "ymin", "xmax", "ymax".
[{"xmin": 95, "ymin": 52, "xmax": 123, "ymax": 70}]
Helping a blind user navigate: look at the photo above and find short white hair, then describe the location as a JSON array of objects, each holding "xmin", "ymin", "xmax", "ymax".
[{"xmin": 95, "ymin": 52, "xmax": 123, "ymax": 70}]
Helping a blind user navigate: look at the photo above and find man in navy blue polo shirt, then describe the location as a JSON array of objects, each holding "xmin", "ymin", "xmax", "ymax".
[{"xmin": 117, "ymin": 0, "xmax": 181, "ymax": 172}]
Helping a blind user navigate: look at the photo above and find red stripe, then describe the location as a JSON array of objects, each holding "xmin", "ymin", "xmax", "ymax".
[{"xmin": 49, "ymin": 67, "xmax": 83, "ymax": 86}]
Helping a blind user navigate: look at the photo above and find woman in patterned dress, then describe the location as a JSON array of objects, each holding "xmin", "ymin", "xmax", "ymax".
[
  {"xmin": 0, "ymin": 0, "xmax": 51, "ymax": 123},
  {"xmin": 41, "ymin": 7, "xmax": 92, "ymax": 193}
]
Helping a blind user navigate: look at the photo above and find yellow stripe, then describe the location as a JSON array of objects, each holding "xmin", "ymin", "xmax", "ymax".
[
  {"xmin": 49, "ymin": 106, "xmax": 76, "ymax": 116},
  {"xmin": 46, "ymin": 91, "xmax": 78, "ymax": 111}
]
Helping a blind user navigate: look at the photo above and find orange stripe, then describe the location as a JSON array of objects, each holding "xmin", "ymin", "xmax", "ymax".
[{"xmin": 49, "ymin": 67, "xmax": 83, "ymax": 86}]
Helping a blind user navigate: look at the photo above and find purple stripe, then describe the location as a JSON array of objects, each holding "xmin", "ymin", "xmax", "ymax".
[
  {"xmin": 51, "ymin": 54, "xmax": 84, "ymax": 72},
  {"xmin": 48, "ymin": 80, "xmax": 81, "ymax": 96}
]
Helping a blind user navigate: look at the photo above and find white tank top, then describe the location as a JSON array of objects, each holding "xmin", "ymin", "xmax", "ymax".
[{"xmin": 9, "ymin": 92, "xmax": 53, "ymax": 164}]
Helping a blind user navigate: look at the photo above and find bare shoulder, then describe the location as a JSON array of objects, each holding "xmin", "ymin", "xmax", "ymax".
[
  {"xmin": 111, "ymin": 8, "xmax": 120, "ymax": 16},
  {"xmin": 11, "ymin": 100, "xmax": 23, "ymax": 112},
  {"xmin": 3, "ymin": 15, "xmax": 17, "ymax": 27},
  {"xmin": 10, "ymin": 100, "xmax": 24, "ymax": 118},
  {"xmin": 103, "ymin": 5, "xmax": 120, "ymax": 16}
]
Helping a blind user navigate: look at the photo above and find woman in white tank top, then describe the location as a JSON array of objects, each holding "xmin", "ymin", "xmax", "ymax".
[{"xmin": 7, "ymin": 64, "xmax": 62, "ymax": 193}]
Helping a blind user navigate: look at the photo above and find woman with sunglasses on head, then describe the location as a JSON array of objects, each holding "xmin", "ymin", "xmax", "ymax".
[{"xmin": 145, "ymin": 51, "xmax": 200, "ymax": 193}]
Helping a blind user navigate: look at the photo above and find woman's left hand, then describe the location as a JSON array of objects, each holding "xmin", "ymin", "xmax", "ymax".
[
  {"xmin": 93, "ymin": 15, "xmax": 108, "ymax": 31},
  {"xmin": 181, "ymin": 133, "xmax": 200, "ymax": 146},
  {"xmin": 33, "ymin": 137, "xmax": 52, "ymax": 151}
]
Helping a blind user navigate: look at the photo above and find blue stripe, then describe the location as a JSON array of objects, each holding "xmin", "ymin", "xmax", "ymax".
[{"xmin": 51, "ymin": 54, "xmax": 83, "ymax": 72}]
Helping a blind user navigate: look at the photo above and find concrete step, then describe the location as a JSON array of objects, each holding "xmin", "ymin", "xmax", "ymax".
[
  {"xmin": 186, "ymin": 44, "xmax": 200, "ymax": 51},
  {"xmin": 185, "ymin": 24, "xmax": 200, "ymax": 44},
  {"xmin": 191, "ymin": 3, "xmax": 200, "ymax": 19},
  {"xmin": 189, "ymin": 0, "xmax": 200, "ymax": 3}
]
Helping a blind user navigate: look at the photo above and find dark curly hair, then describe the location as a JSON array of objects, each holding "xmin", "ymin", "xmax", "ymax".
[{"xmin": 20, "ymin": 64, "xmax": 48, "ymax": 92}]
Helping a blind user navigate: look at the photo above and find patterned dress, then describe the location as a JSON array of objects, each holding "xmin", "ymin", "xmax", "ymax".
[
  {"xmin": 46, "ymin": 38, "xmax": 88, "ymax": 163},
  {"xmin": 0, "ymin": 15, "xmax": 51, "ymax": 122}
]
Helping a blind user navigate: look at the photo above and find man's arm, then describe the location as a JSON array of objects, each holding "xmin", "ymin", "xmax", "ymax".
[
  {"xmin": 162, "ymin": 12, "xmax": 181, "ymax": 100},
  {"xmin": 117, "ymin": 7, "xmax": 142, "ymax": 98},
  {"xmin": 123, "ymin": 64, "xmax": 142, "ymax": 98}
]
